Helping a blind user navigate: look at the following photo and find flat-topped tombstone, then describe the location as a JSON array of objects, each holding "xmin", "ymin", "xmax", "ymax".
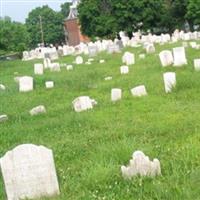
[
  {"xmin": 66, "ymin": 65, "xmax": 73, "ymax": 71},
  {"xmin": 122, "ymin": 52, "xmax": 135, "ymax": 65},
  {"xmin": 34, "ymin": 63, "xmax": 44, "ymax": 75},
  {"xmin": 0, "ymin": 144, "xmax": 60, "ymax": 200},
  {"xmin": 173, "ymin": 47, "xmax": 187, "ymax": 66},
  {"xmin": 163, "ymin": 72, "xmax": 176, "ymax": 93},
  {"xmin": 19, "ymin": 76, "xmax": 33, "ymax": 92},
  {"xmin": 111, "ymin": 88, "xmax": 122, "ymax": 102},
  {"xmin": 72, "ymin": 96, "xmax": 97, "ymax": 112},
  {"xmin": 0, "ymin": 115, "xmax": 8, "ymax": 123},
  {"xmin": 76, "ymin": 56, "xmax": 83, "ymax": 65},
  {"xmin": 194, "ymin": 59, "xmax": 200, "ymax": 71},
  {"xmin": 131, "ymin": 85, "xmax": 147, "ymax": 97},
  {"xmin": 46, "ymin": 81, "xmax": 54, "ymax": 89},
  {"xmin": 159, "ymin": 50, "xmax": 173, "ymax": 67},
  {"xmin": 120, "ymin": 66, "xmax": 129, "ymax": 74}
]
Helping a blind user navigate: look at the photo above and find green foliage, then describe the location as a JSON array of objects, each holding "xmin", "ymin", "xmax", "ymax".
[
  {"xmin": 25, "ymin": 5, "xmax": 65, "ymax": 47},
  {"xmin": 0, "ymin": 17, "xmax": 29, "ymax": 53},
  {"xmin": 186, "ymin": 0, "xmax": 200, "ymax": 26},
  {"xmin": 60, "ymin": 2, "xmax": 71, "ymax": 18}
]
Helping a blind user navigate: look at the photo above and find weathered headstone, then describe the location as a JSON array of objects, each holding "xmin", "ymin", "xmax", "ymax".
[
  {"xmin": 111, "ymin": 88, "xmax": 122, "ymax": 102},
  {"xmin": 159, "ymin": 50, "xmax": 173, "ymax": 67},
  {"xmin": 194, "ymin": 59, "xmax": 200, "ymax": 71},
  {"xmin": 122, "ymin": 52, "xmax": 135, "ymax": 65},
  {"xmin": 45, "ymin": 81, "xmax": 54, "ymax": 89},
  {"xmin": 121, "ymin": 151, "xmax": 161, "ymax": 179},
  {"xmin": 34, "ymin": 63, "xmax": 44, "ymax": 75},
  {"xmin": 120, "ymin": 66, "xmax": 129, "ymax": 74},
  {"xmin": 163, "ymin": 72, "xmax": 176, "ymax": 93},
  {"xmin": 0, "ymin": 114, "xmax": 8, "ymax": 123},
  {"xmin": 75, "ymin": 56, "xmax": 83, "ymax": 65},
  {"xmin": 131, "ymin": 85, "xmax": 147, "ymax": 97},
  {"xmin": 66, "ymin": 65, "xmax": 73, "ymax": 71},
  {"xmin": 19, "ymin": 76, "xmax": 33, "ymax": 92},
  {"xmin": 0, "ymin": 144, "xmax": 60, "ymax": 200},
  {"xmin": 146, "ymin": 44, "xmax": 155, "ymax": 54},
  {"xmin": 50, "ymin": 63, "xmax": 60, "ymax": 72},
  {"xmin": 29, "ymin": 105, "xmax": 46, "ymax": 116},
  {"xmin": 72, "ymin": 96, "xmax": 97, "ymax": 112}
]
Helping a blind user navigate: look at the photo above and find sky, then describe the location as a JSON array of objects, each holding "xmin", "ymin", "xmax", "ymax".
[{"xmin": 0, "ymin": 0, "xmax": 71, "ymax": 23}]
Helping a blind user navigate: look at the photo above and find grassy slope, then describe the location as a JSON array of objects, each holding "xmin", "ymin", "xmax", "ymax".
[{"xmin": 0, "ymin": 42, "xmax": 200, "ymax": 200}]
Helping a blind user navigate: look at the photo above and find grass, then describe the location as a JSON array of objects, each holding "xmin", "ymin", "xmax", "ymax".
[{"xmin": 1, "ymin": 42, "xmax": 200, "ymax": 199}]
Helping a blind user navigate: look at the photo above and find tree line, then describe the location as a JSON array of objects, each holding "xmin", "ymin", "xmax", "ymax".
[{"xmin": 0, "ymin": 0, "xmax": 200, "ymax": 54}]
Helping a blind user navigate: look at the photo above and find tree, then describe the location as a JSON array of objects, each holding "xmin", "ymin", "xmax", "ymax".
[
  {"xmin": 60, "ymin": 2, "xmax": 71, "ymax": 18},
  {"xmin": 26, "ymin": 5, "xmax": 65, "ymax": 47},
  {"xmin": 0, "ymin": 17, "xmax": 29, "ymax": 53}
]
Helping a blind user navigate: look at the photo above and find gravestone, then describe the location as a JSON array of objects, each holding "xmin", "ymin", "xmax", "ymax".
[
  {"xmin": 105, "ymin": 76, "xmax": 112, "ymax": 81},
  {"xmin": 122, "ymin": 52, "xmax": 135, "ymax": 65},
  {"xmin": 159, "ymin": 50, "xmax": 173, "ymax": 67},
  {"xmin": 99, "ymin": 59, "xmax": 105, "ymax": 64},
  {"xmin": 111, "ymin": 88, "xmax": 122, "ymax": 102},
  {"xmin": 0, "ymin": 144, "xmax": 60, "ymax": 200},
  {"xmin": 72, "ymin": 96, "xmax": 97, "ymax": 112},
  {"xmin": 139, "ymin": 54, "xmax": 145, "ymax": 59},
  {"xmin": 50, "ymin": 63, "xmax": 60, "ymax": 72},
  {"xmin": 163, "ymin": 72, "xmax": 176, "ymax": 93},
  {"xmin": 0, "ymin": 84, "xmax": 6, "ymax": 90},
  {"xmin": 116, "ymin": 40, "xmax": 124, "ymax": 50},
  {"xmin": 194, "ymin": 59, "xmax": 200, "ymax": 71},
  {"xmin": 76, "ymin": 56, "xmax": 83, "ymax": 65},
  {"xmin": 131, "ymin": 85, "xmax": 147, "ymax": 97},
  {"xmin": 45, "ymin": 81, "xmax": 54, "ymax": 89},
  {"xmin": 19, "ymin": 76, "xmax": 33, "ymax": 92},
  {"xmin": 34, "ymin": 63, "xmax": 44, "ymax": 75},
  {"xmin": 173, "ymin": 47, "xmax": 187, "ymax": 66},
  {"xmin": 120, "ymin": 66, "xmax": 129, "ymax": 74},
  {"xmin": 66, "ymin": 65, "xmax": 73, "ymax": 71},
  {"xmin": 146, "ymin": 44, "xmax": 155, "ymax": 54},
  {"xmin": 0, "ymin": 115, "xmax": 8, "ymax": 123},
  {"xmin": 44, "ymin": 58, "xmax": 51, "ymax": 69},
  {"xmin": 29, "ymin": 105, "xmax": 46, "ymax": 116},
  {"xmin": 121, "ymin": 151, "xmax": 161, "ymax": 179},
  {"xmin": 88, "ymin": 46, "xmax": 98, "ymax": 57}
]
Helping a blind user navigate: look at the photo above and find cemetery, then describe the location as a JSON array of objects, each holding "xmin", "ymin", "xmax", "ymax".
[{"xmin": 1, "ymin": 30, "xmax": 200, "ymax": 199}]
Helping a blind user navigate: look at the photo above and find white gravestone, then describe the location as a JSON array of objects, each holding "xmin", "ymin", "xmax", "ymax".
[
  {"xmin": 72, "ymin": 96, "xmax": 97, "ymax": 112},
  {"xmin": 45, "ymin": 81, "xmax": 54, "ymax": 89},
  {"xmin": 50, "ymin": 63, "xmax": 60, "ymax": 72},
  {"xmin": 34, "ymin": 63, "xmax": 44, "ymax": 75},
  {"xmin": 44, "ymin": 58, "xmax": 51, "ymax": 69},
  {"xmin": 120, "ymin": 66, "xmax": 129, "ymax": 74},
  {"xmin": 194, "ymin": 59, "xmax": 200, "ymax": 71},
  {"xmin": 111, "ymin": 88, "xmax": 122, "ymax": 102},
  {"xmin": 0, "ymin": 144, "xmax": 60, "ymax": 200},
  {"xmin": 105, "ymin": 76, "xmax": 112, "ymax": 81},
  {"xmin": 159, "ymin": 50, "xmax": 173, "ymax": 67},
  {"xmin": 146, "ymin": 44, "xmax": 155, "ymax": 54},
  {"xmin": 131, "ymin": 85, "xmax": 147, "ymax": 97},
  {"xmin": 173, "ymin": 47, "xmax": 187, "ymax": 66},
  {"xmin": 121, "ymin": 151, "xmax": 161, "ymax": 179},
  {"xmin": 66, "ymin": 65, "xmax": 73, "ymax": 71},
  {"xmin": 163, "ymin": 72, "xmax": 176, "ymax": 93},
  {"xmin": 29, "ymin": 105, "xmax": 46, "ymax": 116},
  {"xmin": 75, "ymin": 56, "xmax": 83, "ymax": 65},
  {"xmin": 139, "ymin": 54, "xmax": 145, "ymax": 59},
  {"xmin": 0, "ymin": 114, "xmax": 8, "ymax": 123},
  {"xmin": 99, "ymin": 59, "xmax": 105, "ymax": 64},
  {"xmin": 0, "ymin": 84, "xmax": 6, "ymax": 90},
  {"xmin": 19, "ymin": 76, "xmax": 33, "ymax": 92},
  {"xmin": 122, "ymin": 52, "xmax": 135, "ymax": 65}
]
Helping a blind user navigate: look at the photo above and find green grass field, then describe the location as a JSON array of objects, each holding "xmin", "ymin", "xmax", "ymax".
[{"xmin": 1, "ymin": 42, "xmax": 200, "ymax": 200}]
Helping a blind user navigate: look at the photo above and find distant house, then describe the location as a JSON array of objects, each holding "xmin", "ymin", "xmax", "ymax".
[{"xmin": 64, "ymin": 0, "xmax": 90, "ymax": 46}]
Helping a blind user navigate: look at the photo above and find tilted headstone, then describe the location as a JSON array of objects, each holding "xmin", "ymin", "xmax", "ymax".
[
  {"xmin": 121, "ymin": 151, "xmax": 161, "ymax": 179},
  {"xmin": 159, "ymin": 50, "xmax": 173, "ymax": 67},
  {"xmin": 163, "ymin": 72, "xmax": 176, "ymax": 93},
  {"xmin": 29, "ymin": 105, "xmax": 46, "ymax": 116},
  {"xmin": 122, "ymin": 52, "xmax": 135, "ymax": 65},
  {"xmin": 0, "ymin": 144, "xmax": 60, "ymax": 200},
  {"xmin": 0, "ymin": 115, "xmax": 8, "ymax": 123},
  {"xmin": 50, "ymin": 63, "xmax": 60, "ymax": 72},
  {"xmin": 131, "ymin": 85, "xmax": 147, "ymax": 97},
  {"xmin": 173, "ymin": 47, "xmax": 187, "ymax": 66},
  {"xmin": 120, "ymin": 66, "xmax": 129, "ymax": 74},
  {"xmin": 45, "ymin": 81, "xmax": 54, "ymax": 89},
  {"xmin": 72, "ymin": 96, "xmax": 97, "ymax": 112},
  {"xmin": 75, "ymin": 56, "xmax": 83, "ymax": 65},
  {"xmin": 194, "ymin": 59, "xmax": 200, "ymax": 71},
  {"xmin": 34, "ymin": 63, "xmax": 44, "ymax": 75},
  {"xmin": 19, "ymin": 76, "xmax": 33, "ymax": 92},
  {"xmin": 111, "ymin": 88, "xmax": 122, "ymax": 102}
]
